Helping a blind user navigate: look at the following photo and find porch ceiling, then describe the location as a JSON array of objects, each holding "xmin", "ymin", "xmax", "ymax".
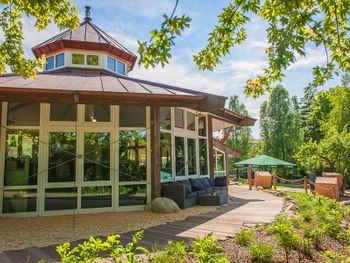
[{"xmin": 209, "ymin": 108, "xmax": 256, "ymax": 128}]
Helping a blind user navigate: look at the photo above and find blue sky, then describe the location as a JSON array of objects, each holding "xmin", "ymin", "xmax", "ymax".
[{"xmin": 15, "ymin": 0, "xmax": 343, "ymax": 137}]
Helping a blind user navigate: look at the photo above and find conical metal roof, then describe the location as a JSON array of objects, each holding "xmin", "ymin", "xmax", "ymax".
[{"xmin": 32, "ymin": 6, "xmax": 137, "ymax": 71}]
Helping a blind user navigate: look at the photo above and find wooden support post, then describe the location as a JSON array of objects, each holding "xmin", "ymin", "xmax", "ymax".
[
  {"xmin": 273, "ymin": 175, "xmax": 277, "ymax": 191},
  {"xmin": 332, "ymin": 186, "xmax": 337, "ymax": 200},
  {"xmin": 224, "ymin": 153, "xmax": 230, "ymax": 184},
  {"xmin": 248, "ymin": 165, "xmax": 252, "ymax": 190},
  {"xmin": 207, "ymin": 115, "xmax": 215, "ymax": 178},
  {"xmin": 150, "ymin": 106, "xmax": 161, "ymax": 200},
  {"xmin": 304, "ymin": 176, "xmax": 308, "ymax": 194}
]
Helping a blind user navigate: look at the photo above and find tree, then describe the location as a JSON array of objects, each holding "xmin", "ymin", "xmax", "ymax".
[
  {"xmin": 139, "ymin": 1, "xmax": 350, "ymax": 98},
  {"xmin": 0, "ymin": 1, "xmax": 79, "ymax": 78},
  {"xmin": 341, "ymin": 73, "xmax": 350, "ymax": 88},
  {"xmin": 225, "ymin": 95, "xmax": 253, "ymax": 161},
  {"xmin": 300, "ymin": 85, "xmax": 317, "ymax": 141},
  {"xmin": 259, "ymin": 85, "xmax": 302, "ymax": 162}
]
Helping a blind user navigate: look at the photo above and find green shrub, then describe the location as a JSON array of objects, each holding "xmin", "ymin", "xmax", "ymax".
[
  {"xmin": 320, "ymin": 250, "xmax": 344, "ymax": 263},
  {"xmin": 301, "ymin": 223, "xmax": 325, "ymax": 247},
  {"xmin": 270, "ymin": 215, "xmax": 300, "ymax": 263},
  {"xmin": 236, "ymin": 228, "xmax": 255, "ymax": 246},
  {"xmin": 248, "ymin": 242, "xmax": 274, "ymax": 263},
  {"xmin": 152, "ymin": 240, "xmax": 188, "ymax": 263},
  {"xmin": 190, "ymin": 233, "xmax": 229, "ymax": 263}
]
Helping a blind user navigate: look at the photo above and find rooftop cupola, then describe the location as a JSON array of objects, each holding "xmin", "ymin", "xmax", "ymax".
[{"xmin": 31, "ymin": 6, "xmax": 137, "ymax": 72}]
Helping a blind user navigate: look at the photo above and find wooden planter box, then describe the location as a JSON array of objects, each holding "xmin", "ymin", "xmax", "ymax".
[
  {"xmin": 255, "ymin": 171, "xmax": 272, "ymax": 189},
  {"xmin": 315, "ymin": 177, "xmax": 339, "ymax": 200},
  {"xmin": 322, "ymin": 172, "xmax": 344, "ymax": 193}
]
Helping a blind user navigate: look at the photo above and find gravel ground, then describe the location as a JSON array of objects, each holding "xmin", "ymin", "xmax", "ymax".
[{"xmin": 0, "ymin": 206, "xmax": 217, "ymax": 252}]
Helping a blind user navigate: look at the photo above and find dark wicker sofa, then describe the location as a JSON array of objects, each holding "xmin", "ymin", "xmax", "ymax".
[{"xmin": 161, "ymin": 177, "xmax": 228, "ymax": 209}]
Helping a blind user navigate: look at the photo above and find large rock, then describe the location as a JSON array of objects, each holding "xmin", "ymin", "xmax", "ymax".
[{"xmin": 151, "ymin": 197, "xmax": 180, "ymax": 213}]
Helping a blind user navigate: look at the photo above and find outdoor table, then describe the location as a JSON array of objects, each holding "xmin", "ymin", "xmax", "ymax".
[{"xmin": 198, "ymin": 193, "xmax": 228, "ymax": 206}]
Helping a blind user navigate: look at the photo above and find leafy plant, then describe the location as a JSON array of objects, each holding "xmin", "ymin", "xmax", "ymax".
[
  {"xmin": 236, "ymin": 228, "xmax": 255, "ymax": 246},
  {"xmin": 270, "ymin": 215, "xmax": 300, "ymax": 263},
  {"xmin": 320, "ymin": 250, "xmax": 344, "ymax": 263},
  {"xmin": 190, "ymin": 233, "xmax": 229, "ymax": 263},
  {"xmin": 152, "ymin": 240, "xmax": 188, "ymax": 263},
  {"xmin": 248, "ymin": 242, "xmax": 274, "ymax": 263}
]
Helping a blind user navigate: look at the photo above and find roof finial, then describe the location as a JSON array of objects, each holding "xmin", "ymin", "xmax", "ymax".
[{"xmin": 85, "ymin": 6, "xmax": 91, "ymax": 22}]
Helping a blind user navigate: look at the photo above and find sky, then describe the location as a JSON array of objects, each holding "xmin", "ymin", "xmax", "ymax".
[{"xmin": 7, "ymin": 0, "xmax": 343, "ymax": 138}]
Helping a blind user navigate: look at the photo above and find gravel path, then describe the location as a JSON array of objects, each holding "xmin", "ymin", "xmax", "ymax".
[{"xmin": 0, "ymin": 206, "xmax": 217, "ymax": 252}]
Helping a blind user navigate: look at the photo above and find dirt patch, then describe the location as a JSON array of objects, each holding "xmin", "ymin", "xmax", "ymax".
[{"xmin": 0, "ymin": 205, "xmax": 217, "ymax": 252}]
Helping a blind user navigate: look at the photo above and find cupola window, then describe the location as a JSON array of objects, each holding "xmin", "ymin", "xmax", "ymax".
[
  {"xmin": 46, "ymin": 56, "xmax": 55, "ymax": 70},
  {"xmin": 107, "ymin": 56, "xmax": 126, "ymax": 75},
  {"xmin": 87, "ymin": 55, "xmax": 99, "ymax": 66},
  {"xmin": 107, "ymin": 57, "xmax": 116, "ymax": 72},
  {"xmin": 117, "ymin": 61, "xmax": 126, "ymax": 75},
  {"xmin": 55, "ymin": 53, "xmax": 65, "ymax": 68},
  {"xmin": 72, "ymin": 54, "xmax": 85, "ymax": 65}
]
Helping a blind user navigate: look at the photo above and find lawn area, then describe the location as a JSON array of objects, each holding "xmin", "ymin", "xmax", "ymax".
[{"xmin": 54, "ymin": 191, "xmax": 350, "ymax": 262}]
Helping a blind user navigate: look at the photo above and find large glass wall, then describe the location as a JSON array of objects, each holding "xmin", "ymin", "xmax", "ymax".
[{"xmin": 214, "ymin": 149, "xmax": 225, "ymax": 177}]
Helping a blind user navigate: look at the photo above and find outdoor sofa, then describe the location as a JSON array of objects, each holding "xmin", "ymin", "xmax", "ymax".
[{"xmin": 161, "ymin": 177, "xmax": 228, "ymax": 209}]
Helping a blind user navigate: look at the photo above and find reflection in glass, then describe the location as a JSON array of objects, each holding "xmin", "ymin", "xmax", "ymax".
[
  {"xmin": 72, "ymin": 54, "xmax": 84, "ymax": 64},
  {"xmin": 45, "ymin": 188, "xmax": 77, "ymax": 211},
  {"xmin": 119, "ymin": 131, "xmax": 147, "ymax": 181},
  {"xmin": 119, "ymin": 185, "xmax": 147, "ymax": 206},
  {"xmin": 56, "ymin": 53, "xmax": 64, "ymax": 67},
  {"xmin": 7, "ymin": 102, "xmax": 40, "ymax": 126},
  {"xmin": 199, "ymin": 139, "xmax": 208, "ymax": 175},
  {"xmin": 87, "ymin": 55, "xmax": 99, "ymax": 66},
  {"xmin": 215, "ymin": 150, "xmax": 225, "ymax": 177},
  {"xmin": 187, "ymin": 138, "xmax": 197, "ymax": 175},
  {"xmin": 81, "ymin": 186, "xmax": 112, "ymax": 208},
  {"xmin": 198, "ymin": 116, "xmax": 207, "ymax": 137},
  {"xmin": 84, "ymin": 132, "xmax": 110, "ymax": 181},
  {"xmin": 85, "ymin": 104, "xmax": 110, "ymax": 122},
  {"xmin": 119, "ymin": 106, "xmax": 146, "ymax": 127},
  {"xmin": 160, "ymin": 132, "xmax": 172, "ymax": 180},
  {"xmin": 4, "ymin": 130, "xmax": 39, "ymax": 186},
  {"xmin": 2, "ymin": 189, "xmax": 37, "ymax": 213},
  {"xmin": 46, "ymin": 56, "xmax": 54, "ymax": 70},
  {"xmin": 175, "ymin": 108, "xmax": 184, "ymax": 128},
  {"xmin": 50, "ymin": 103, "xmax": 77, "ymax": 121},
  {"xmin": 187, "ymin": 112, "xmax": 195, "ymax": 131},
  {"xmin": 175, "ymin": 136, "xmax": 185, "ymax": 176},
  {"xmin": 160, "ymin": 107, "xmax": 171, "ymax": 130},
  {"xmin": 48, "ymin": 132, "xmax": 76, "ymax": 182}
]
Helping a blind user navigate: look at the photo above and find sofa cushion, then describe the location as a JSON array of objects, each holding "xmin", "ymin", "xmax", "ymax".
[
  {"xmin": 190, "ymin": 178, "xmax": 204, "ymax": 191},
  {"xmin": 215, "ymin": 176, "xmax": 227, "ymax": 187},
  {"xmin": 186, "ymin": 192, "xmax": 197, "ymax": 199},
  {"xmin": 195, "ymin": 189, "xmax": 208, "ymax": 196},
  {"xmin": 181, "ymin": 180, "xmax": 193, "ymax": 194},
  {"xmin": 208, "ymin": 177, "xmax": 215, "ymax": 187},
  {"xmin": 200, "ymin": 177, "xmax": 211, "ymax": 188}
]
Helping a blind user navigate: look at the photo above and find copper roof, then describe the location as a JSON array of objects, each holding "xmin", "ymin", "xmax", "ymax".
[
  {"xmin": 32, "ymin": 13, "xmax": 137, "ymax": 71},
  {"xmin": 0, "ymin": 68, "xmax": 227, "ymax": 111},
  {"xmin": 210, "ymin": 108, "xmax": 256, "ymax": 127}
]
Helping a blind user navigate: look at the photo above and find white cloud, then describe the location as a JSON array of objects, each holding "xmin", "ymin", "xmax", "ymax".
[{"xmin": 288, "ymin": 48, "xmax": 326, "ymax": 70}]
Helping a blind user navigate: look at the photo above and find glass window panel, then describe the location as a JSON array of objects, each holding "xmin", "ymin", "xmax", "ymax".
[
  {"xmin": 81, "ymin": 186, "xmax": 112, "ymax": 209},
  {"xmin": 175, "ymin": 108, "xmax": 184, "ymax": 128},
  {"xmin": 215, "ymin": 150, "xmax": 225, "ymax": 176},
  {"xmin": 87, "ymin": 55, "xmax": 99, "ymax": 66},
  {"xmin": 107, "ymin": 57, "xmax": 116, "ymax": 72},
  {"xmin": 187, "ymin": 138, "xmax": 197, "ymax": 175},
  {"xmin": 175, "ymin": 136, "xmax": 185, "ymax": 176},
  {"xmin": 72, "ymin": 54, "xmax": 85, "ymax": 65},
  {"xmin": 160, "ymin": 132, "xmax": 172, "ymax": 180},
  {"xmin": 7, "ymin": 102, "xmax": 40, "ymax": 126},
  {"xmin": 55, "ymin": 53, "xmax": 64, "ymax": 67},
  {"xmin": 48, "ymin": 132, "xmax": 76, "ymax": 182},
  {"xmin": 45, "ymin": 188, "xmax": 77, "ymax": 211},
  {"xmin": 2, "ymin": 189, "xmax": 37, "ymax": 213},
  {"xmin": 117, "ymin": 61, "xmax": 126, "ymax": 75},
  {"xmin": 46, "ymin": 56, "xmax": 54, "ymax": 70},
  {"xmin": 50, "ymin": 103, "xmax": 77, "ymax": 121},
  {"xmin": 84, "ymin": 132, "xmax": 110, "ymax": 181},
  {"xmin": 4, "ymin": 130, "xmax": 39, "ymax": 186},
  {"xmin": 119, "ymin": 185, "xmax": 147, "ymax": 206},
  {"xmin": 160, "ymin": 107, "xmax": 171, "ymax": 130},
  {"xmin": 119, "ymin": 106, "xmax": 146, "ymax": 127},
  {"xmin": 119, "ymin": 131, "xmax": 147, "ymax": 181},
  {"xmin": 85, "ymin": 104, "xmax": 110, "ymax": 122},
  {"xmin": 198, "ymin": 116, "xmax": 207, "ymax": 137},
  {"xmin": 187, "ymin": 112, "xmax": 195, "ymax": 131},
  {"xmin": 199, "ymin": 139, "xmax": 208, "ymax": 175}
]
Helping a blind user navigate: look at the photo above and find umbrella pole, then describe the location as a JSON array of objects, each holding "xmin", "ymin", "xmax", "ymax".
[{"xmin": 248, "ymin": 165, "xmax": 252, "ymax": 190}]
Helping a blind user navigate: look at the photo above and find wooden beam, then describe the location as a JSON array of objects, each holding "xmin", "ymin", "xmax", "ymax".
[
  {"xmin": 150, "ymin": 106, "xmax": 161, "ymax": 199},
  {"xmin": 225, "ymin": 153, "xmax": 230, "ymax": 184},
  {"xmin": 248, "ymin": 165, "xmax": 252, "ymax": 190},
  {"xmin": 207, "ymin": 115, "xmax": 215, "ymax": 178}
]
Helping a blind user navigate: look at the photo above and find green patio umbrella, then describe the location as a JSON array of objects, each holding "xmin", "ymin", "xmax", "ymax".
[{"xmin": 234, "ymin": 154, "xmax": 296, "ymax": 168}]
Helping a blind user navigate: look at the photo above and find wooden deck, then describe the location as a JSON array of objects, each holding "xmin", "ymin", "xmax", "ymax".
[{"xmin": 0, "ymin": 185, "xmax": 283, "ymax": 262}]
